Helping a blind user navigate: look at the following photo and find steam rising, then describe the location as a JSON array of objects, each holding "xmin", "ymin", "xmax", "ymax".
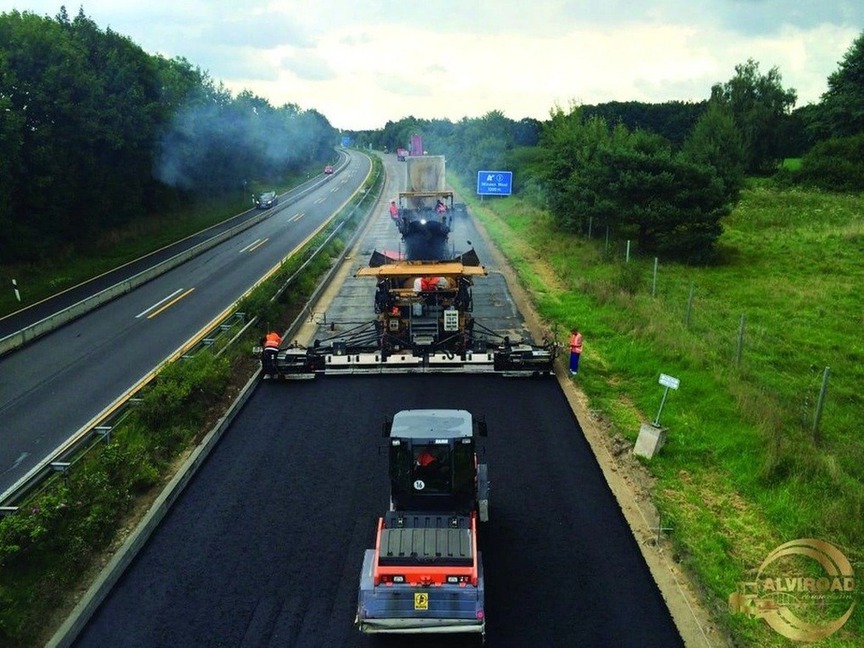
[{"xmin": 155, "ymin": 96, "xmax": 331, "ymax": 191}]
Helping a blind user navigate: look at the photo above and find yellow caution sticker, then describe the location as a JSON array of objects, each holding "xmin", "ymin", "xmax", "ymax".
[{"xmin": 414, "ymin": 592, "xmax": 429, "ymax": 610}]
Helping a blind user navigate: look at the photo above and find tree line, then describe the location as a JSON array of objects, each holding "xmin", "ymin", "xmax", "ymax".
[
  {"xmin": 0, "ymin": 8, "xmax": 338, "ymax": 263},
  {"xmin": 2, "ymin": 5, "xmax": 861, "ymax": 266},
  {"xmin": 354, "ymin": 32, "xmax": 864, "ymax": 263}
]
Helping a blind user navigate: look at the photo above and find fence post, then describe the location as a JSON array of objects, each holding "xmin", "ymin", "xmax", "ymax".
[
  {"xmin": 605, "ymin": 226, "xmax": 610, "ymax": 256},
  {"xmin": 652, "ymin": 257, "xmax": 658, "ymax": 297},
  {"xmin": 685, "ymin": 283, "xmax": 694, "ymax": 328},
  {"xmin": 626, "ymin": 240, "xmax": 631, "ymax": 263},
  {"xmin": 736, "ymin": 314, "xmax": 746, "ymax": 368},
  {"xmin": 588, "ymin": 217, "xmax": 593, "ymax": 239},
  {"xmin": 812, "ymin": 366, "xmax": 831, "ymax": 443}
]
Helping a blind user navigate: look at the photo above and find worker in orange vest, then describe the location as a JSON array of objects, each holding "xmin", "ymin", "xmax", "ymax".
[
  {"xmin": 416, "ymin": 447, "xmax": 438, "ymax": 468},
  {"xmin": 262, "ymin": 331, "xmax": 282, "ymax": 377},
  {"xmin": 569, "ymin": 327, "xmax": 583, "ymax": 375}
]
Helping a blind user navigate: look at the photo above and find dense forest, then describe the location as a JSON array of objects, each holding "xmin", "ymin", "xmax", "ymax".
[
  {"xmin": 0, "ymin": 8, "xmax": 338, "ymax": 263},
  {"xmin": 2, "ymin": 8, "xmax": 863, "ymax": 265}
]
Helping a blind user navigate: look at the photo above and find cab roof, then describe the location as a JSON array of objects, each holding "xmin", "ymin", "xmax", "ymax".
[{"xmin": 390, "ymin": 409, "xmax": 473, "ymax": 440}]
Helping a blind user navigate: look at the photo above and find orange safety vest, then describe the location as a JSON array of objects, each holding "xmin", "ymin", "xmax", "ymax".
[
  {"xmin": 264, "ymin": 332, "xmax": 282, "ymax": 349},
  {"xmin": 569, "ymin": 332, "xmax": 583, "ymax": 354},
  {"xmin": 389, "ymin": 203, "xmax": 399, "ymax": 218},
  {"xmin": 420, "ymin": 276, "xmax": 441, "ymax": 291},
  {"xmin": 417, "ymin": 450, "xmax": 436, "ymax": 467}
]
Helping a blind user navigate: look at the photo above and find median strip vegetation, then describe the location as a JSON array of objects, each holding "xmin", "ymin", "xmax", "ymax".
[{"xmin": 453, "ymin": 176, "xmax": 862, "ymax": 646}]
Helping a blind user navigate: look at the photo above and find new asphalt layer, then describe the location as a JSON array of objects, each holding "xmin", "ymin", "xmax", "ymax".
[{"xmin": 74, "ymin": 375, "xmax": 683, "ymax": 647}]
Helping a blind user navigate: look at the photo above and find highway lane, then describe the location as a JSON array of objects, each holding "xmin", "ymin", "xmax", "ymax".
[
  {"xmin": 74, "ymin": 376, "xmax": 684, "ymax": 647},
  {"xmin": 0, "ymin": 152, "xmax": 372, "ymax": 494}
]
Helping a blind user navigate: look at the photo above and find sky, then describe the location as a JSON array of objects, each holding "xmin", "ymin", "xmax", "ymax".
[{"xmin": 4, "ymin": 1, "xmax": 864, "ymax": 131}]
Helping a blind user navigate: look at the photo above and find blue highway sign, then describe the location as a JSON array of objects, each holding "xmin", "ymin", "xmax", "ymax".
[{"xmin": 477, "ymin": 170, "xmax": 513, "ymax": 196}]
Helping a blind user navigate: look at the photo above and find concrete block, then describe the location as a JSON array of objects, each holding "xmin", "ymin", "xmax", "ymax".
[{"xmin": 633, "ymin": 423, "xmax": 667, "ymax": 460}]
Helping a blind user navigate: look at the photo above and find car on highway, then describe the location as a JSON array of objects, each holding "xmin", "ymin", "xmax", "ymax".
[
  {"xmin": 254, "ymin": 191, "xmax": 279, "ymax": 209},
  {"xmin": 324, "ymin": 165, "xmax": 334, "ymax": 174}
]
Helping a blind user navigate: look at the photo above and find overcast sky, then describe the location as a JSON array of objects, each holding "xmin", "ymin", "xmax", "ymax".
[{"xmin": 6, "ymin": 1, "xmax": 863, "ymax": 130}]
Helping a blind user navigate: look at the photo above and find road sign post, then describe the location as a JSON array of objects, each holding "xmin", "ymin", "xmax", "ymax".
[
  {"xmin": 654, "ymin": 373, "xmax": 680, "ymax": 426},
  {"xmin": 635, "ymin": 373, "xmax": 680, "ymax": 460}
]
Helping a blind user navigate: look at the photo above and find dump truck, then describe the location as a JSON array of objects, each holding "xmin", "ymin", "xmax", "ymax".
[
  {"xmin": 356, "ymin": 409, "xmax": 489, "ymax": 637},
  {"xmin": 393, "ymin": 155, "xmax": 454, "ymax": 261}
]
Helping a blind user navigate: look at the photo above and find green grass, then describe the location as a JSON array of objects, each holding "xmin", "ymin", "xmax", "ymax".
[{"xmin": 454, "ymin": 177, "xmax": 864, "ymax": 646}]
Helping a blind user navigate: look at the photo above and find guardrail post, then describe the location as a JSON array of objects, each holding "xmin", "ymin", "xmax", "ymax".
[
  {"xmin": 93, "ymin": 426, "xmax": 112, "ymax": 444},
  {"xmin": 51, "ymin": 462, "xmax": 72, "ymax": 483},
  {"xmin": 0, "ymin": 506, "xmax": 19, "ymax": 516}
]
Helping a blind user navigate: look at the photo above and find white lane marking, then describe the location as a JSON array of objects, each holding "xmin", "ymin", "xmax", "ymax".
[
  {"xmin": 240, "ymin": 238, "xmax": 263, "ymax": 253},
  {"xmin": 136, "ymin": 288, "xmax": 184, "ymax": 318},
  {"xmin": 147, "ymin": 288, "xmax": 195, "ymax": 319},
  {"xmin": 247, "ymin": 238, "xmax": 268, "ymax": 252}
]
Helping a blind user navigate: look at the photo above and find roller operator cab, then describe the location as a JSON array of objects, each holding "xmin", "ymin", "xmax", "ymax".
[{"xmin": 356, "ymin": 409, "xmax": 489, "ymax": 638}]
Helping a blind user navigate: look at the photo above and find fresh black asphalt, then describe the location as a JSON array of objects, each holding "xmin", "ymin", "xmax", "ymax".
[{"xmin": 75, "ymin": 375, "xmax": 683, "ymax": 648}]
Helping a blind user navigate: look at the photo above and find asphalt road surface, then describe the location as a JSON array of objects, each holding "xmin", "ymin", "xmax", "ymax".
[
  {"xmin": 0, "ymin": 153, "xmax": 370, "ymax": 494},
  {"xmin": 75, "ymin": 375, "xmax": 683, "ymax": 648}
]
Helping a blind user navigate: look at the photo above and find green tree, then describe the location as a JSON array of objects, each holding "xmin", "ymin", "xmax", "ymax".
[
  {"xmin": 711, "ymin": 59, "xmax": 797, "ymax": 174},
  {"xmin": 582, "ymin": 100, "xmax": 707, "ymax": 148},
  {"xmin": 793, "ymin": 133, "xmax": 864, "ymax": 192},
  {"xmin": 0, "ymin": 8, "xmax": 338, "ymax": 262},
  {"xmin": 814, "ymin": 30, "xmax": 864, "ymax": 138},
  {"xmin": 681, "ymin": 101, "xmax": 745, "ymax": 202},
  {"xmin": 538, "ymin": 105, "xmax": 627, "ymax": 233},
  {"xmin": 538, "ymin": 105, "xmax": 729, "ymax": 263},
  {"xmin": 606, "ymin": 134, "xmax": 727, "ymax": 262},
  {"xmin": 0, "ymin": 49, "xmax": 24, "ymax": 254}
]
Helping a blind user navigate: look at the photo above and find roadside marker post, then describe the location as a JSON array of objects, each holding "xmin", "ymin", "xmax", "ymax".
[{"xmin": 634, "ymin": 373, "xmax": 680, "ymax": 460}]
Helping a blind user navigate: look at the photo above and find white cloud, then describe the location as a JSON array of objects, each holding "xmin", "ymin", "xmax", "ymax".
[{"xmin": 4, "ymin": 0, "xmax": 863, "ymax": 129}]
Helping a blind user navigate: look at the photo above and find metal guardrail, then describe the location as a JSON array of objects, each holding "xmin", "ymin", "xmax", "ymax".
[{"xmin": 0, "ymin": 153, "xmax": 381, "ymax": 512}]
